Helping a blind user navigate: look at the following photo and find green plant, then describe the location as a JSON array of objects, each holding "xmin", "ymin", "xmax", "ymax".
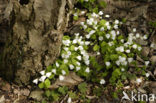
[{"xmin": 32, "ymin": 0, "xmax": 150, "ymax": 102}]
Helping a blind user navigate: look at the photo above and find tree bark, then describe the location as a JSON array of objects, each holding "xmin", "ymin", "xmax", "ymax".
[{"xmin": 0, "ymin": 0, "xmax": 75, "ymax": 85}]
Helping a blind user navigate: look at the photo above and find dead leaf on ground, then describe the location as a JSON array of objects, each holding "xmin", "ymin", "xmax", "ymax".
[
  {"xmin": 0, "ymin": 95, "xmax": 5, "ymax": 103},
  {"xmin": 49, "ymin": 72, "xmax": 83, "ymax": 89},
  {"xmin": 150, "ymin": 56, "xmax": 156, "ymax": 63},
  {"xmin": 29, "ymin": 89, "xmax": 43, "ymax": 101},
  {"xmin": 141, "ymin": 47, "xmax": 150, "ymax": 57}
]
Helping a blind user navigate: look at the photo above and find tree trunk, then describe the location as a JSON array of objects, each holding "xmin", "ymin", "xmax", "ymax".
[{"xmin": 0, "ymin": 0, "xmax": 75, "ymax": 85}]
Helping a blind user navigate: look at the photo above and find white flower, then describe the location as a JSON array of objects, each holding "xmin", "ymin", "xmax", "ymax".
[
  {"xmin": 106, "ymin": 34, "xmax": 110, "ymax": 39},
  {"xmin": 74, "ymin": 47, "xmax": 78, "ymax": 51},
  {"xmin": 105, "ymin": 22, "xmax": 109, "ymax": 26},
  {"xmin": 85, "ymin": 41, "xmax": 90, "ymax": 45},
  {"xmin": 136, "ymin": 33, "xmax": 140, "ymax": 38},
  {"xmin": 93, "ymin": 26, "xmax": 98, "ymax": 30},
  {"xmin": 133, "ymin": 28, "xmax": 136, "ymax": 32},
  {"xmin": 92, "ymin": 12, "xmax": 98, "ymax": 18},
  {"xmin": 99, "ymin": 11, "xmax": 103, "ymax": 15},
  {"xmin": 116, "ymin": 60, "xmax": 120, "ymax": 66},
  {"xmin": 46, "ymin": 72, "xmax": 52, "ymax": 77},
  {"xmin": 85, "ymin": 67, "xmax": 90, "ymax": 73},
  {"xmin": 114, "ymin": 25, "xmax": 118, "ymax": 29},
  {"xmin": 76, "ymin": 67, "xmax": 80, "ymax": 71},
  {"xmin": 87, "ymin": 18, "xmax": 94, "ymax": 25},
  {"xmin": 138, "ymin": 47, "xmax": 142, "ymax": 51},
  {"xmin": 128, "ymin": 58, "xmax": 133, "ymax": 63},
  {"xmin": 39, "ymin": 75, "xmax": 46, "ymax": 82},
  {"xmin": 64, "ymin": 59, "xmax": 68, "ymax": 64},
  {"xmin": 77, "ymin": 55, "xmax": 82, "ymax": 61},
  {"xmin": 143, "ymin": 35, "xmax": 148, "ymax": 40},
  {"xmin": 119, "ymin": 46, "xmax": 124, "ymax": 52},
  {"xmin": 99, "ymin": 36, "xmax": 103, "ymax": 41},
  {"xmin": 61, "ymin": 53, "xmax": 65, "ymax": 58},
  {"xmin": 62, "ymin": 70, "xmax": 66, "ymax": 75},
  {"xmin": 116, "ymin": 46, "xmax": 124, "ymax": 52},
  {"xmin": 76, "ymin": 61, "xmax": 81, "ymax": 66},
  {"xmin": 145, "ymin": 61, "xmax": 150, "ymax": 66},
  {"xmin": 115, "ymin": 20, "xmax": 119, "ymax": 24},
  {"xmin": 145, "ymin": 73, "xmax": 150, "ymax": 77},
  {"xmin": 81, "ymin": 50, "xmax": 86, "ymax": 55},
  {"xmin": 83, "ymin": 25, "xmax": 87, "ymax": 29},
  {"xmin": 136, "ymin": 78, "xmax": 142, "ymax": 84},
  {"xmin": 126, "ymin": 49, "xmax": 130, "ymax": 53},
  {"xmin": 33, "ymin": 78, "xmax": 39, "ymax": 84},
  {"xmin": 132, "ymin": 44, "xmax": 137, "ymax": 49},
  {"xmin": 52, "ymin": 69, "xmax": 56, "ymax": 74},
  {"xmin": 59, "ymin": 75, "xmax": 64, "ymax": 81},
  {"xmin": 40, "ymin": 70, "xmax": 45, "ymax": 75},
  {"xmin": 108, "ymin": 42, "xmax": 114, "ymax": 46},
  {"xmin": 73, "ymin": 13, "xmax": 77, "ymax": 16},
  {"xmin": 122, "ymin": 61, "xmax": 127, "ymax": 66},
  {"xmin": 105, "ymin": 62, "xmax": 110, "ymax": 67},
  {"xmin": 121, "ymin": 68, "xmax": 125, "ymax": 72},
  {"xmin": 89, "ymin": 30, "xmax": 96, "ymax": 35},
  {"xmin": 73, "ymin": 39, "xmax": 77, "ymax": 44},
  {"xmin": 85, "ymin": 60, "xmax": 90, "ymax": 65},
  {"xmin": 80, "ymin": 22, "xmax": 84, "ymax": 26},
  {"xmin": 84, "ymin": 0, "xmax": 88, "ymax": 2},
  {"xmin": 107, "ymin": 25, "xmax": 111, "ymax": 30},
  {"xmin": 100, "ymin": 27, "xmax": 104, "ymax": 31},
  {"xmin": 69, "ymin": 64, "xmax": 74, "ymax": 70},
  {"xmin": 97, "ymin": 52, "xmax": 100, "ymax": 55},
  {"xmin": 67, "ymin": 97, "xmax": 72, "ymax": 103},
  {"xmin": 105, "ymin": 14, "xmax": 110, "ymax": 18},
  {"xmin": 81, "ymin": 11, "xmax": 85, "ymax": 15},
  {"xmin": 119, "ymin": 56, "xmax": 126, "ymax": 62},
  {"xmin": 56, "ymin": 62, "xmax": 60, "ymax": 67},
  {"xmin": 86, "ymin": 34, "xmax": 91, "ymax": 39},
  {"xmin": 67, "ymin": 51, "xmax": 71, "ymax": 56},
  {"xmin": 117, "ymin": 31, "xmax": 120, "ymax": 35},
  {"xmin": 78, "ymin": 46, "xmax": 83, "ymax": 51},
  {"xmin": 150, "ymin": 43, "xmax": 155, "ymax": 48},
  {"xmin": 121, "ymin": 39, "xmax": 124, "ymax": 43},
  {"xmin": 64, "ymin": 47, "xmax": 69, "ymax": 51},
  {"xmin": 62, "ymin": 40, "xmax": 71, "ymax": 46},
  {"xmin": 100, "ymin": 79, "xmax": 106, "ymax": 84}
]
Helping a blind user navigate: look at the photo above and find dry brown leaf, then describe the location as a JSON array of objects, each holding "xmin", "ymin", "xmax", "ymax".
[
  {"xmin": 150, "ymin": 56, "xmax": 156, "ymax": 64},
  {"xmin": 49, "ymin": 72, "xmax": 83, "ymax": 89},
  {"xmin": 141, "ymin": 47, "xmax": 150, "ymax": 57}
]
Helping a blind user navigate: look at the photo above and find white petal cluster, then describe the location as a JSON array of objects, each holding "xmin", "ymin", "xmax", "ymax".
[
  {"xmin": 116, "ymin": 56, "xmax": 127, "ymax": 66},
  {"xmin": 62, "ymin": 39, "xmax": 71, "ymax": 46},
  {"xmin": 100, "ymin": 79, "xmax": 106, "ymax": 84},
  {"xmin": 116, "ymin": 46, "xmax": 124, "ymax": 52},
  {"xmin": 59, "ymin": 75, "xmax": 65, "ymax": 81}
]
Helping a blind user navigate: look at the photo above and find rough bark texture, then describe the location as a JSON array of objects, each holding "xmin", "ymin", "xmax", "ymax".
[{"xmin": 0, "ymin": 0, "xmax": 75, "ymax": 85}]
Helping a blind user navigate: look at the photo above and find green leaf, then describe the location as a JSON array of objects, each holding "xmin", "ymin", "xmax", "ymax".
[
  {"xmin": 99, "ymin": 1, "xmax": 107, "ymax": 8},
  {"xmin": 100, "ymin": 20, "xmax": 106, "ymax": 26},
  {"xmin": 45, "ymin": 79, "xmax": 51, "ymax": 88},
  {"xmin": 78, "ymin": 82, "xmax": 87, "ymax": 94},
  {"xmin": 112, "ymin": 69, "xmax": 121, "ymax": 77},
  {"xmin": 47, "ymin": 65, "xmax": 52, "ymax": 71},
  {"xmin": 70, "ymin": 45, "xmax": 75, "ymax": 51},
  {"xmin": 110, "ymin": 54, "xmax": 118, "ymax": 60},
  {"xmin": 45, "ymin": 90, "xmax": 51, "ymax": 97},
  {"xmin": 74, "ymin": 16, "xmax": 78, "ymax": 21},
  {"xmin": 39, "ymin": 82, "xmax": 44, "ymax": 89},
  {"xmin": 58, "ymin": 86, "xmax": 68, "ymax": 95},
  {"xmin": 93, "ymin": 44, "xmax": 100, "ymax": 51},
  {"xmin": 68, "ymin": 91, "xmax": 77, "ymax": 99},
  {"xmin": 51, "ymin": 91, "xmax": 60, "ymax": 101}
]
